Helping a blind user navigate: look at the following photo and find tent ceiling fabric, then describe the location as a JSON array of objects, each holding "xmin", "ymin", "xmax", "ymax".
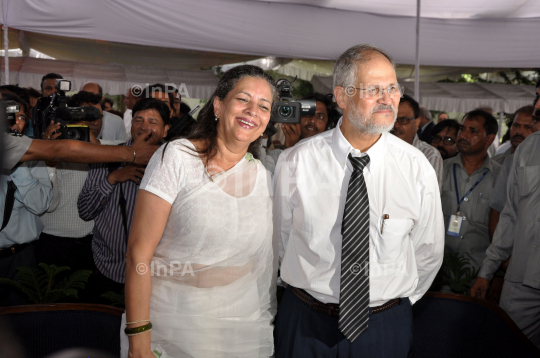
[
  {"xmin": 311, "ymin": 75, "xmax": 536, "ymax": 113},
  {"xmin": 0, "ymin": 57, "xmax": 219, "ymax": 98},
  {"xmin": 1, "ymin": 0, "xmax": 539, "ymax": 68},
  {"xmin": 6, "ymin": 29, "xmax": 261, "ymax": 70}
]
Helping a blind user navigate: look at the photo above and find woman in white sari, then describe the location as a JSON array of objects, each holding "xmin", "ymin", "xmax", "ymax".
[{"xmin": 121, "ymin": 65, "xmax": 278, "ymax": 358}]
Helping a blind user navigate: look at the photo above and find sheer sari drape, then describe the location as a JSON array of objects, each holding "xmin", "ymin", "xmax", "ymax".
[{"xmin": 121, "ymin": 140, "xmax": 277, "ymax": 358}]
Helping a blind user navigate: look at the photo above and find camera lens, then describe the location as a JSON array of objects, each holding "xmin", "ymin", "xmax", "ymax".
[
  {"xmin": 279, "ymin": 106, "xmax": 292, "ymax": 117},
  {"xmin": 66, "ymin": 129, "xmax": 80, "ymax": 140}
]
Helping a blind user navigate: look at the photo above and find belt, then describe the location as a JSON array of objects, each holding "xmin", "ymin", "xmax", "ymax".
[
  {"xmin": 0, "ymin": 243, "xmax": 29, "ymax": 260},
  {"xmin": 290, "ymin": 286, "xmax": 401, "ymax": 318}
]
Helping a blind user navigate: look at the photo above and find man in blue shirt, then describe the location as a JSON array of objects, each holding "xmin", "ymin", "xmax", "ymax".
[{"xmin": 78, "ymin": 98, "xmax": 170, "ymax": 302}]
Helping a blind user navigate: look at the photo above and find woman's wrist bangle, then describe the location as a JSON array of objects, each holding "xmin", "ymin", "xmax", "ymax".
[
  {"xmin": 124, "ymin": 322, "xmax": 152, "ymax": 336},
  {"xmin": 126, "ymin": 319, "xmax": 150, "ymax": 325},
  {"xmin": 126, "ymin": 328, "xmax": 152, "ymax": 337},
  {"xmin": 131, "ymin": 146, "xmax": 136, "ymax": 164}
]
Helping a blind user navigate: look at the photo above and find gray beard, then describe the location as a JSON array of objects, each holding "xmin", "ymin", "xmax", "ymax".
[{"xmin": 347, "ymin": 102, "xmax": 397, "ymax": 135}]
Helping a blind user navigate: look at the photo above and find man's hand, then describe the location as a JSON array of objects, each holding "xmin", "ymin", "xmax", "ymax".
[
  {"xmin": 486, "ymin": 276, "xmax": 504, "ymax": 304},
  {"xmin": 470, "ymin": 277, "xmax": 490, "ymax": 300},
  {"xmin": 44, "ymin": 120, "xmax": 61, "ymax": 141},
  {"xmin": 107, "ymin": 165, "xmax": 145, "ymax": 185},
  {"xmin": 283, "ymin": 123, "xmax": 302, "ymax": 148},
  {"xmin": 131, "ymin": 132, "xmax": 160, "ymax": 165}
]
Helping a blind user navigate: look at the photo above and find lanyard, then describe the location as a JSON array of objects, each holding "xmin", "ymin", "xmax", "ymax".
[{"xmin": 453, "ymin": 163, "xmax": 489, "ymax": 212}]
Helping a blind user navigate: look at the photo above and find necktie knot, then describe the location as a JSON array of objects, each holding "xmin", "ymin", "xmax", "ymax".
[{"xmin": 348, "ymin": 154, "xmax": 370, "ymax": 172}]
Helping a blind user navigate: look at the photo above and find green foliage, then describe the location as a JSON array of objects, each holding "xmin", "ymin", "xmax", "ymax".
[
  {"xmin": 101, "ymin": 289, "xmax": 125, "ymax": 308},
  {"xmin": 0, "ymin": 263, "xmax": 91, "ymax": 304},
  {"xmin": 430, "ymin": 252, "xmax": 479, "ymax": 295}
]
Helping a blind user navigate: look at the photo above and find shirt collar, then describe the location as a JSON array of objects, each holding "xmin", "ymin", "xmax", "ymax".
[
  {"xmin": 331, "ymin": 116, "xmax": 387, "ymax": 173},
  {"xmin": 450, "ymin": 153, "xmax": 495, "ymax": 175},
  {"xmin": 421, "ymin": 120, "xmax": 432, "ymax": 132}
]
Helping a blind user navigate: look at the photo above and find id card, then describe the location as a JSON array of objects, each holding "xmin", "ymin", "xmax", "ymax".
[{"xmin": 446, "ymin": 215, "xmax": 463, "ymax": 237}]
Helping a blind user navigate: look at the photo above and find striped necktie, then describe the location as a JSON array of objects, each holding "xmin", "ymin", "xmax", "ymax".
[{"xmin": 339, "ymin": 153, "xmax": 371, "ymax": 343}]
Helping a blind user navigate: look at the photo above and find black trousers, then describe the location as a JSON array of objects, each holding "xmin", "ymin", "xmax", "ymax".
[
  {"xmin": 274, "ymin": 286, "xmax": 413, "ymax": 358},
  {"xmin": 34, "ymin": 232, "xmax": 95, "ymax": 273}
]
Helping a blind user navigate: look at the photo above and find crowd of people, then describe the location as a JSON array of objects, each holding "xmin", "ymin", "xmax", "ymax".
[{"xmin": 1, "ymin": 42, "xmax": 539, "ymax": 357}]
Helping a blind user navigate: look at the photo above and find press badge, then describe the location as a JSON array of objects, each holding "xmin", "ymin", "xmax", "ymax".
[{"xmin": 446, "ymin": 214, "xmax": 463, "ymax": 236}]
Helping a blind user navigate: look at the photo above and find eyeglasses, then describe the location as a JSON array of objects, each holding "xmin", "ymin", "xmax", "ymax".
[
  {"xmin": 431, "ymin": 135, "xmax": 456, "ymax": 145},
  {"xmin": 346, "ymin": 84, "xmax": 404, "ymax": 98},
  {"xmin": 396, "ymin": 116, "xmax": 416, "ymax": 125}
]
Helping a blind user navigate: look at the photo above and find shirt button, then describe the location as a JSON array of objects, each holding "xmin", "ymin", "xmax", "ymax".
[
  {"xmin": 462, "ymin": 217, "xmax": 466, "ymax": 221},
  {"xmin": 460, "ymin": 236, "xmax": 464, "ymax": 239},
  {"xmin": 466, "ymin": 178, "xmax": 470, "ymax": 182},
  {"xmin": 464, "ymin": 197, "xmax": 469, "ymax": 202}
]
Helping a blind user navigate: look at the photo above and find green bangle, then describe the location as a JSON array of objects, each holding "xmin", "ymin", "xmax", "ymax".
[{"xmin": 124, "ymin": 322, "xmax": 152, "ymax": 336}]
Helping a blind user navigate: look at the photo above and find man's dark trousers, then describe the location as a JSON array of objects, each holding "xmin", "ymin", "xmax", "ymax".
[{"xmin": 274, "ymin": 286, "xmax": 413, "ymax": 358}]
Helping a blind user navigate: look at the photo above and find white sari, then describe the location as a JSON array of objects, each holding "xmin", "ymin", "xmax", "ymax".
[{"xmin": 121, "ymin": 139, "xmax": 277, "ymax": 358}]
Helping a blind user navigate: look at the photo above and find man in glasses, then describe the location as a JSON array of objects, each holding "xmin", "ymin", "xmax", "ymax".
[
  {"xmin": 392, "ymin": 94, "xmax": 443, "ymax": 192},
  {"xmin": 441, "ymin": 110, "xmax": 501, "ymax": 286},
  {"xmin": 274, "ymin": 44, "xmax": 443, "ymax": 357},
  {"xmin": 478, "ymin": 107, "xmax": 537, "ymax": 304},
  {"xmin": 470, "ymin": 82, "xmax": 540, "ymax": 348},
  {"xmin": 430, "ymin": 120, "xmax": 461, "ymax": 160}
]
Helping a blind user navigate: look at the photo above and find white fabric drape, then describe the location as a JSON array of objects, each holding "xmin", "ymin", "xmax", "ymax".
[{"xmin": 1, "ymin": 0, "xmax": 539, "ymax": 68}]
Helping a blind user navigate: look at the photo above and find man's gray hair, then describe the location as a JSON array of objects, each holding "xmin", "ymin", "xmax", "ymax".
[
  {"xmin": 333, "ymin": 44, "xmax": 395, "ymax": 89},
  {"xmin": 420, "ymin": 106, "xmax": 432, "ymax": 121}
]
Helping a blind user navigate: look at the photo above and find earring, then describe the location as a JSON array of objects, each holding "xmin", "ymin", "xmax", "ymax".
[
  {"xmin": 260, "ymin": 133, "xmax": 263, "ymax": 137},
  {"xmin": 215, "ymin": 115, "xmax": 218, "ymax": 121}
]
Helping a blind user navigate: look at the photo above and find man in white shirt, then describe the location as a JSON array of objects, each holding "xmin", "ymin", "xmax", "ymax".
[
  {"xmin": 273, "ymin": 44, "xmax": 444, "ymax": 358},
  {"xmin": 391, "ymin": 94, "xmax": 443, "ymax": 192},
  {"xmin": 123, "ymin": 87, "xmax": 141, "ymax": 136}
]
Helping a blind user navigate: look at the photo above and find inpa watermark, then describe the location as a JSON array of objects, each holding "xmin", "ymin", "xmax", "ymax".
[{"xmin": 136, "ymin": 261, "xmax": 195, "ymax": 277}]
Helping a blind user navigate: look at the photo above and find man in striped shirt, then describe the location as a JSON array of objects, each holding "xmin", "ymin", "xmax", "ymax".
[
  {"xmin": 78, "ymin": 98, "xmax": 170, "ymax": 301},
  {"xmin": 391, "ymin": 94, "xmax": 443, "ymax": 192}
]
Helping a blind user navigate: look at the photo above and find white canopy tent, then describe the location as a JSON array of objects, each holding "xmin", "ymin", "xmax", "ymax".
[
  {"xmin": 0, "ymin": 56, "xmax": 219, "ymax": 98},
  {"xmin": 1, "ymin": 0, "xmax": 539, "ymax": 68},
  {"xmin": 312, "ymin": 75, "xmax": 537, "ymax": 114}
]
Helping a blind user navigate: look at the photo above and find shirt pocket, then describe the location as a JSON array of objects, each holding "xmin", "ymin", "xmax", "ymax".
[
  {"xmin": 374, "ymin": 218, "xmax": 414, "ymax": 264},
  {"xmin": 517, "ymin": 165, "xmax": 540, "ymax": 198}
]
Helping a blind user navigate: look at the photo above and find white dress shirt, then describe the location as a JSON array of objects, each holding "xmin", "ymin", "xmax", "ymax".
[
  {"xmin": 273, "ymin": 118, "xmax": 444, "ymax": 307},
  {"xmin": 123, "ymin": 109, "xmax": 132, "ymax": 136}
]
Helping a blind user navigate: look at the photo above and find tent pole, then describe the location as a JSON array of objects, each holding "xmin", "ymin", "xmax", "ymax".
[
  {"xmin": 3, "ymin": 25, "xmax": 8, "ymax": 85},
  {"xmin": 499, "ymin": 111, "xmax": 504, "ymax": 140},
  {"xmin": 414, "ymin": 0, "xmax": 420, "ymax": 101}
]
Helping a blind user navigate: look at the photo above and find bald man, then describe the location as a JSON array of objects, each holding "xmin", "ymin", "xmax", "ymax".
[{"xmin": 80, "ymin": 83, "xmax": 126, "ymax": 142}]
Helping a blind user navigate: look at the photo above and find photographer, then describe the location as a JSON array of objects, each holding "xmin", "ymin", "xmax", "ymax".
[
  {"xmin": 263, "ymin": 93, "xmax": 338, "ymax": 174},
  {"xmin": 2, "ymin": 93, "xmax": 29, "ymax": 136},
  {"xmin": 0, "ymin": 95, "xmax": 53, "ymax": 307},
  {"xmin": 34, "ymin": 91, "xmax": 129, "ymax": 280}
]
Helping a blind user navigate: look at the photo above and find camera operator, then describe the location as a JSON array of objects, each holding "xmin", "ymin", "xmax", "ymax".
[
  {"xmin": 263, "ymin": 93, "xmax": 338, "ymax": 174},
  {"xmin": 2, "ymin": 93, "xmax": 29, "ymax": 136},
  {"xmin": 34, "ymin": 91, "xmax": 128, "ymax": 280},
  {"xmin": 0, "ymin": 95, "xmax": 53, "ymax": 307},
  {"xmin": 80, "ymin": 82, "xmax": 127, "ymax": 142}
]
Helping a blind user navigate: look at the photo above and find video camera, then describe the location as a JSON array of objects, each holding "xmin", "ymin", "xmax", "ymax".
[
  {"xmin": 32, "ymin": 79, "xmax": 98, "ymax": 142},
  {"xmin": 271, "ymin": 79, "xmax": 316, "ymax": 124},
  {"xmin": 1, "ymin": 100, "xmax": 23, "ymax": 137}
]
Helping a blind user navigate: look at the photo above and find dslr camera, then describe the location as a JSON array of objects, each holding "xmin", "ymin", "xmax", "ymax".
[
  {"xmin": 1, "ymin": 100, "xmax": 23, "ymax": 137},
  {"xmin": 272, "ymin": 79, "xmax": 316, "ymax": 124},
  {"xmin": 32, "ymin": 79, "xmax": 99, "ymax": 142}
]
